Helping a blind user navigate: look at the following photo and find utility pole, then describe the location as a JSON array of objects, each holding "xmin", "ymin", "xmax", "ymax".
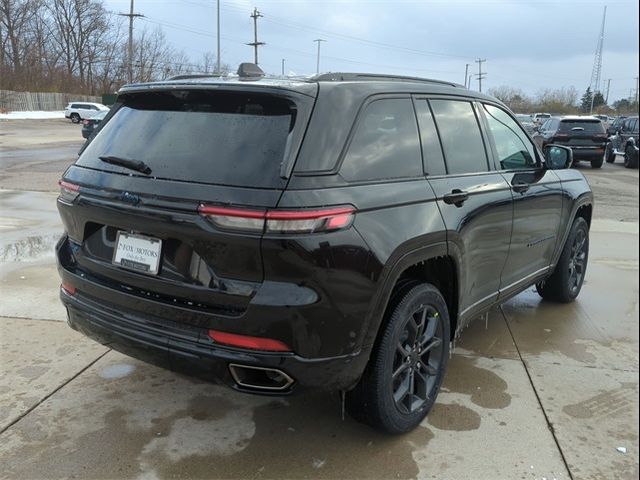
[
  {"xmin": 467, "ymin": 73, "xmax": 473, "ymax": 90},
  {"xmin": 247, "ymin": 7, "xmax": 265, "ymax": 65},
  {"xmin": 216, "ymin": 0, "xmax": 221, "ymax": 74},
  {"xmin": 281, "ymin": 58, "xmax": 286, "ymax": 76},
  {"xmin": 314, "ymin": 39, "xmax": 326, "ymax": 74},
  {"xmin": 605, "ymin": 78, "xmax": 611, "ymax": 104},
  {"xmin": 635, "ymin": 76, "xmax": 639, "ymax": 105},
  {"xmin": 475, "ymin": 58, "xmax": 486, "ymax": 92},
  {"xmin": 119, "ymin": 0, "xmax": 144, "ymax": 84},
  {"xmin": 464, "ymin": 63, "xmax": 469, "ymax": 89}
]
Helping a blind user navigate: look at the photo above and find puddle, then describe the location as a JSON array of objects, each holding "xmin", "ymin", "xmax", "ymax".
[
  {"xmin": 99, "ymin": 364, "xmax": 136, "ymax": 379},
  {"xmin": 427, "ymin": 402, "xmax": 481, "ymax": 431}
]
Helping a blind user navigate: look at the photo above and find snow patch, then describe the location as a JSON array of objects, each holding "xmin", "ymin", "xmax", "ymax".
[{"xmin": 0, "ymin": 111, "xmax": 65, "ymax": 120}]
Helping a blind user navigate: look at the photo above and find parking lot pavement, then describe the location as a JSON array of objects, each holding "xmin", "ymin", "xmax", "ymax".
[
  {"xmin": 0, "ymin": 122, "xmax": 638, "ymax": 479},
  {"xmin": 0, "ymin": 187, "xmax": 637, "ymax": 479}
]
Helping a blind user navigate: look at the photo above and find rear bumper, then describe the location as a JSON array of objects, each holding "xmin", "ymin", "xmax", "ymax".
[
  {"xmin": 59, "ymin": 282, "xmax": 369, "ymax": 395},
  {"xmin": 568, "ymin": 146, "xmax": 605, "ymax": 160}
]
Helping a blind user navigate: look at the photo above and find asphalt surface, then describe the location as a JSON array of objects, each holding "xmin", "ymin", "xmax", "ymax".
[{"xmin": 0, "ymin": 119, "xmax": 638, "ymax": 479}]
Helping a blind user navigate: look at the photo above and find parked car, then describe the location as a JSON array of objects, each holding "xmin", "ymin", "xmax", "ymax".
[
  {"xmin": 56, "ymin": 65, "xmax": 593, "ymax": 434},
  {"xmin": 606, "ymin": 116, "xmax": 639, "ymax": 168},
  {"xmin": 81, "ymin": 110, "xmax": 109, "ymax": 139},
  {"xmin": 64, "ymin": 102, "xmax": 109, "ymax": 123},
  {"xmin": 606, "ymin": 115, "xmax": 627, "ymax": 135},
  {"xmin": 532, "ymin": 112, "xmax": 551, "ymax": 124},
  {"xmin": 537, "ymin": 116, "xmax": 607, "ymax": 168},
  {"xmin": 515, "ymin": 114, "xmax": 537, "ymax": 134}
]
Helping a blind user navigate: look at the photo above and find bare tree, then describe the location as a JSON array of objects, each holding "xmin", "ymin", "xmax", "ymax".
[{"xmin": 487, "ymin": 85, "xmax": 532, "ymax": 113}]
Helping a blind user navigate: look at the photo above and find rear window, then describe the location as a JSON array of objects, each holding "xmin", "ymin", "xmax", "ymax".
[
  {"xmin": 558, "ymin": 120, "xmax": 605, "ymax": 134},
  {"xmin": 77, "ymin": 90, "xmax": 297, "ymax": 188}
]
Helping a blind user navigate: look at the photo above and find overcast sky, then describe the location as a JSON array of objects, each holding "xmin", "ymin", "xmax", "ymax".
[{"xmin": 105, "ymin": 0, "xmax": 639, "ymax": 101}]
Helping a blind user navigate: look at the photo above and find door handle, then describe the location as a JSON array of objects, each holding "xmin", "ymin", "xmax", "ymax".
[
  {"xmin": 443, "ymin": 189, "xmax": 469, "ymax": 207},
  {"xmin": 512, "ymin": 181, "xmax": 530, "ymax": 194}
]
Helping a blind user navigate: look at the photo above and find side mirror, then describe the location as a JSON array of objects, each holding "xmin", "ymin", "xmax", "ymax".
[{"xmin": 543, "ymin": 145, "xmax": 573, "ymax": 170}]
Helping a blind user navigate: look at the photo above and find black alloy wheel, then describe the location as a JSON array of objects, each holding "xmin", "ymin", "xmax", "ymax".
[
  {"xmin": 567, "ymin": 227, "xmax": 587, "ymax": 296},
  {"xmin": 346, "ymin": 283, "xmax": 450, "ymax": 434},
  {"xmin": 392, "ymin": 304, "xmax": 445, "ymax": 414}
]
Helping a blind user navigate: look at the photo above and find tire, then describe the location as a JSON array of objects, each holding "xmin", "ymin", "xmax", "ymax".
[
  {"xmin": 605, "ymin": 142, "xmax": 616, "ymax": 163},
  {"xmin": 624, "ymin": 145, "xmax": 639, "ymax": 169},
  {"xmin": 346, "ymin": 283, "xmax": 450, "ymax": 434},
  {"xmin": 590, "ymin": 155, "xmax": 604, "ymax": 169},
  {"xmin": 70, "ymin": 113, "xmax": 81, "ymax": 124},
  {"xmin": 536, "ymin": 217, "xmax": 589, "ymax": 303}
]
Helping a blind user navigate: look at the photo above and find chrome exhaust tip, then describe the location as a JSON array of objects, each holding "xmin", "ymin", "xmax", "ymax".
[{"xmin": 228, "ymin": 364, "xmax": 295, "ymax": 391}]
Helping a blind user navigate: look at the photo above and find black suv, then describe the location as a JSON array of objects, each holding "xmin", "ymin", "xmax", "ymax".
[
  {"xmin": 56, "ymin": 67, "xmax": 593, "ymax": 434},
  {"xmin": 606, "ymin": 116, "xmax": 639, "ymax": 168},
  {"xmin": 537, "ymin": 116, "xmax": 608, "ymax": 168}
]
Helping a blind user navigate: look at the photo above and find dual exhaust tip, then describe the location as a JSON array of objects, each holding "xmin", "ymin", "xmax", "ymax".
[{"xmin": 228, "ymin": 364, "xmax": 294, "ymax": 392}]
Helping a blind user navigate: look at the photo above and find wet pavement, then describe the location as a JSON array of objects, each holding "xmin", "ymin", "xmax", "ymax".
[
  {"xmin": 0, "ymin": 188, "xmax": 637, "ymax": 479},
  {"xmin": 0, "ymin": 124, "xmax": 638, "ymax": 479}
]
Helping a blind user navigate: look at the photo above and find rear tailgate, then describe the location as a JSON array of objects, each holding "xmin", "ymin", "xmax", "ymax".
[
  {"xmin": 58, "ymin": 86, "xmax": 314, "ymax": 320},
  {"xmin": 557, "ymin": 119, "xmax": 607, "ymax": 147}
]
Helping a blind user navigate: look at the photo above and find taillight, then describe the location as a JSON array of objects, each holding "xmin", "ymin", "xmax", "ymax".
[
  {"xmin": 198, "ymin": 205, "xmax": 355, "ymax": 234},
  {"xmin": 58, "ymin": 179, "xmax": 80, "ymax": 203},
  {"xmin": 208, "ymin": 330, "xmax": 292, "ymax": 352},
  {"xmin": 61, "ymin": 281, "xmax": 76, "ymax": 296}
]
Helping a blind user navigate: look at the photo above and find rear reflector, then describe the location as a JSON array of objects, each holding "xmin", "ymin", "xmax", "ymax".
[
  {"xmin": 208, "ymin": 330, "xmax": 292, "ymax": 352},
  {"xmin": 61, "ymin": 281, "xmax": 76, "ymax": 296},
  {"xmin": 198, "ymin": 205, "xmax": 355, "ymax": 234}
]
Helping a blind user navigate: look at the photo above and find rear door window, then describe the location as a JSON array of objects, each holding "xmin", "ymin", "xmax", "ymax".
[
  {"xmin": 76, "ymin": 90, "xmax": 298, "ymax": 188},
  {"xmin": 339, "ymin": 98, "xmax": 422, "ymax": 182},
  {"xmin": 429, "ymin": 99, "xmax": 489, "ymax": 175}
]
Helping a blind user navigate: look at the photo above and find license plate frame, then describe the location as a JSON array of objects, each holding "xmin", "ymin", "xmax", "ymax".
[{"xmin": 112, "ymin": 231, "xmax": 162, "ymax": 275}]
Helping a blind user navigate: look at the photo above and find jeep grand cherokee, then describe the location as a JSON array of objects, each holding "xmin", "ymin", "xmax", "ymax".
[{"xmin": 57, "ymin": 66, "xmax": 593, "ymax": 434}]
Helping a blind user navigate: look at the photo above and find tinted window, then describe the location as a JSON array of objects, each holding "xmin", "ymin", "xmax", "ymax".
[
  {"xmin": 633, "ymin": 119, "xmax": 639, "ymax": 133},
  {"xmin": 430, "ymin": 100, "xmax": 488, "ymax": 175},
  {"xmin": 415, "ymin": 100, "xmax": 446, "ymax": 176},
  {"xmin": 77, "ymin": 90, "xmax": 296, "ymax": 188},
  {"xmin": 71, "ymin": 104, "xmax": 80, "ymax": 109},
  {"xmin": 340, "ymin": 98, "xmax": 422, "ymax": 181},
  {"xmin": 558, "ymin": 120, "xmax": 605, "ymax": 134},
  {"xmin": 483, "ymin": 104, "xmax": 536, "ymax": 170}
]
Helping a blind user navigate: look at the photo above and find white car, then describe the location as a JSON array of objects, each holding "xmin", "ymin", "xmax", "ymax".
[{"xmin": 64, "ymin": 102, "xmax": 109, "ymax": 123}]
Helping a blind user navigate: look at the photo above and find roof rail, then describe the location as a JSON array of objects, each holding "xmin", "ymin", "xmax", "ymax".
[
  {"xmin": 311, "ymin": 72, "xmax": 464, "ymax": 88},
  {"xmin": 167, "ymin": 73, "xmax": 221, "ymax": 81}
]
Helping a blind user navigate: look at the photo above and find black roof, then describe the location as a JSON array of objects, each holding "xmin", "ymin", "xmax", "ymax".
[{"xmin": 118, "ymin": 71, "xmax": 479, "ymax": 99}]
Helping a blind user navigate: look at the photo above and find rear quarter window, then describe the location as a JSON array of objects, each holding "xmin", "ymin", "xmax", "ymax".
[{"xmin": 339, "ymin": 98, "xmax": 422, "ymax": 182}]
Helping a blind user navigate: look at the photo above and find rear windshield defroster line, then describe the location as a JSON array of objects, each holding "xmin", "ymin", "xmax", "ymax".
[{"xmin": 76, "ymin": 90, "xmax": 297, "ymax": 189}]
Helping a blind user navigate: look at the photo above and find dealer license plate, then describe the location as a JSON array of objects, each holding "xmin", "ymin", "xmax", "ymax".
[{"xmin": 112, "ymin": 232, "xmax": 162, "ymax": 275}]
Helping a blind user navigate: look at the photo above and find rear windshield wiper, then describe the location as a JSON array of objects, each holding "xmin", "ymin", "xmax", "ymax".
[{"xmin": 99, "ymin": 155, "xmax": 152, "ymax": 175}]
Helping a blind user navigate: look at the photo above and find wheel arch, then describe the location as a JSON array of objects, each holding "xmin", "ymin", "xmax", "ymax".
[{"xmin": 358, "ymin": 244, "xmax": 460, "ymax": 361}]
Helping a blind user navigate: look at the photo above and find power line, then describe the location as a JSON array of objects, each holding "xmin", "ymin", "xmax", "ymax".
[{"xmin": 247, "ymin": 7, "xmax": 265, "ymax": 65}]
